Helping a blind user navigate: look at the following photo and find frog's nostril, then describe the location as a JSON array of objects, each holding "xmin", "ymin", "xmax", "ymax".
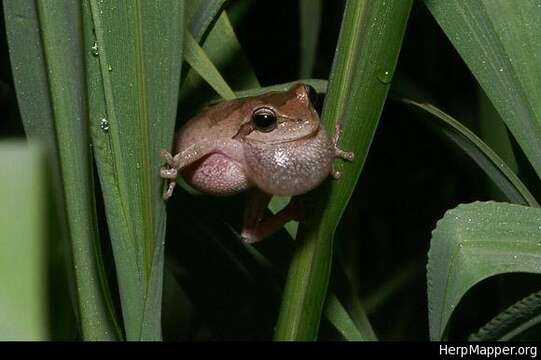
[{"xmin": 304, "ymin": 84, "xmax": 318, "ymax": 107}]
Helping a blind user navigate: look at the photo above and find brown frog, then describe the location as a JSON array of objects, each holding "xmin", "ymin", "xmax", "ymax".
[{"xmin": 160, "ymin": 83, "xmax": 353, "ymax": 243}]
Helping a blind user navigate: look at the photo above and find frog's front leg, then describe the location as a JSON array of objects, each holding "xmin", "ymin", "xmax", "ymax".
[
  {"xmin": 159, "ymin": 142, "xmax": 215, "ymax": 200},
  {"xmin": 330, "ymin": 122, "xmax": 355, "ymax": 179},
  {"xmin": 241, "ymin": 190, "xmax": 303, "ymax": 243}
]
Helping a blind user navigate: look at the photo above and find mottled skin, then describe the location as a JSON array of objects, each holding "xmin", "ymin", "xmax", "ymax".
[{"xmin": 160, "ymin": 83, "xmax": 353, "ymax": 243}]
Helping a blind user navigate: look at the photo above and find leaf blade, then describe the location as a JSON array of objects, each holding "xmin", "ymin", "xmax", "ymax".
[
  {"xmin": 275, "ymin": 0, "xmax": 413, "ymax": 340},
  {"xmin": 85, "ymin": 0, "xmax": 185, "ymax": 340},
  {"xmin": 5, "ymin": 0, "xmax": 119, "ymax": 340},
  {"xmin": 428, "ymin": 201, "xmax": 541, "ymax": 340},
  {"xmin": 0, "ymin": 142, "xmax": 48, "ymax": 340},
  {"xmin": 398, "ymin": 98, "xmax": 539, "ymax": 207},
  {"xmin": 425, "ymin": 0, "xmax": 541, "ymax": 178}
]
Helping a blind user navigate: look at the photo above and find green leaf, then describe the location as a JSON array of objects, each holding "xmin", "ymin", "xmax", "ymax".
[
  {"xmin": 234, "ymin": 79, "xmax": 328, "ymax": 99},
  {"xmin": 180, "ymin": 10, "xmax": 258, "ymax": 110},
  {"xmin": 428, "ymin": 201, "xmax": 541, "ymax": 340},
  {"xmin": 425, "ymin": 0, "xmax": 541, "ymax": 178},
  {"xmin": 183, "ymin": 31, "xmax": 236, "ymax": 100},
  {"xmin": 4, "ymin": 0, "xmax": 119, "ymax": 340},
  {"xmin": 470, "ymin": 290, "xmax": 541, "ymax": 341},
  {"xmin": 274, "ymin": 0, "xmax": 413, "ymax": 340},
  {"xmin": 188, "ymin": 0, "xmax": 228, "ymax": 42},
  {"xmin": 299, "ymin": 0, "xmax": 322, "ymax": 78},
  {"xmin": 324, "ymin": 294, "xmax": 376, "ymax": 341},
  {"xmin": 398, "ymin": 98, "xmax": 539, "ymax": 207},
  {"xmin": 84, "ymin": 0, "xmax": 185, "ymax": 340},
  {"xmin": 0, "ymin": 142, "xmax": 48, "ymax": 340},
  {"xmin": 478, "ymin": 87, "xmax": 521, "ymax": 202}
]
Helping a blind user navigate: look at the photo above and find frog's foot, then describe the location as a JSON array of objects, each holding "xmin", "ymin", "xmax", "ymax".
[
  {"xmin": 330, "ymin": 123, "xmax": 355, "ymax": 179},
  {"xmin": 160, "ymin": 149, "xmax": 182, "ymax": 200}
]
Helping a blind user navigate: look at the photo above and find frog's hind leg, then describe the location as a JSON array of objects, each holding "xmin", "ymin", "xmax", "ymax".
[{"xmin": 241, "ymin": 190, "xmax": 303, "ymax": 243}]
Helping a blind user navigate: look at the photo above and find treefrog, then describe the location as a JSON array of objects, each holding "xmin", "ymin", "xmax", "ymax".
[{"xmin": 160, "ymin": 83, "xmax": 354, "ymax": 243}]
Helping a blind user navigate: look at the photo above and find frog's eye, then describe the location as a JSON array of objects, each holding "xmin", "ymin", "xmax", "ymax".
[{"xmin": 252, "ymin": 107, "xmax": 277, "ymax": 133}]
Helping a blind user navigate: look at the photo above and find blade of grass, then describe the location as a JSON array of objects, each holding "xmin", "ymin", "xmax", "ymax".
[
  {"xmin": 478, "ymin": 88, "xmax": 518, "ymax": 174},
  {"xmin": 180, "ymin": 10, "xmax": 257, "ymax": 112},
  {"xmin": 4, "ymin": 0, "xmax": 119, "ymax": 340},
  {"xmin": 362, "ymin": 259, "xmax": 421, "ymax": 313},
  {"xmin": 234, "ymin": 79, "xmax": 328, "ymax": 99},
  {"xmin": 0, "ymin": 142, "xmax": 48, "ymax": 340},
  {"xmin": 85, "ymin": 0, "xmax": 184, "ymax": 340},
  {"xmin": 479, "ymin": 87, "xmax": 520, "ymax": 202},
  {"xmin": 425, "ymin": 0, "xmax": 541, "ymax": 178},
  {"xmin": 184, "ymin": 32, "xmax": 236, "ymax": 100},
  {"xmin": 398, "ymin": 98, "xmax": 539, "ymax": 207},
  {"xmin": 470, "ymin": 290, "xmax": 541, "ymax": 341},
  {"xmin": 188, "ymin": 0, "xmax": 228, "ymax": 42},
  {"xmin": 324, "ymin": 294, "xmax": 375, "ymax": 341},
  {"xmin": 299, "ymin": 0, "xmax": 322, "ymax": 78},
  {"xmin": 274, "ymin": 0, "xmax": 413, "ymax": 341}
]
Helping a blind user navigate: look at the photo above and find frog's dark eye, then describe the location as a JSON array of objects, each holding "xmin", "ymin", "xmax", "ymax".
[
  {"xmin": 252, "ymin": 107, "xmax": 277, "ymax": 132},
  {"xmin": 304, "ymin": 85, "xmax": 318, "ymax": 106}
]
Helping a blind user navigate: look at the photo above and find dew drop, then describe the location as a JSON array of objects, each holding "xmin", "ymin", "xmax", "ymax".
[
  {"xmin": 377, "ymin": 70, "xmax": 393, "ymax": 84},
  {"xmin": 91, "ymin": 41, "xmax": 99, "ymax": 57},
  {"xmin": 100, "ymin": 118, "xmax": 109, "ymax": 132},
  {"xmin": 108, "ymin": 65, "xmax": 113, "ymax": 72}
]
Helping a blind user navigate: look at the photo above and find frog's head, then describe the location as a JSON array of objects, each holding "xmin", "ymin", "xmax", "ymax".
[
  {"xmin": 235, "ymin": 84, "xmax": 335, "ymax": 196},
  {"xmin": 234, "ymin": 83, "xmax": 321, "ymax": 145}
]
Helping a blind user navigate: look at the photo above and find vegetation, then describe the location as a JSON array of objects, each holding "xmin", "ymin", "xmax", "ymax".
[{"xmin": 0, "ymin": 0, "xmax": 540, "ymax": 341}]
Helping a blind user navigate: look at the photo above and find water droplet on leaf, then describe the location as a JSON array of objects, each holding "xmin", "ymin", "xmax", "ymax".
[
  {"xmin": 100, "ymin": 118, "xmax": 109, "ymax": 132},
  {"xmin": 377, "ymin": 70, "xmax": 393, "ymax": 84},
  {"xmin": 91, "ymin": 41, "xmax": 99, "ymax": 57}
]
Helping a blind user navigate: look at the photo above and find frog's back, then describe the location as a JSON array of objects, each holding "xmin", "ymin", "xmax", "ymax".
[{"xmin": 175, "ymin": 99, "xmax": 247, "ymax": 152}]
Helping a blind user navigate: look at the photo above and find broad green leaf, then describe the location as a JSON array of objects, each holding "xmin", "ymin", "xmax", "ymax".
[
  {"xmin": 0, "ymin": 142, "xmax": 48, "ymax": 340},
  {"xmin": 425, "ymin": 0, "xmax": 541, "ymax": 178},
  {"xmin": 299, "ymin": 0, "xmax": 322, "ymax": 78},
  {"xmin": 4, "ymin": 0, "xmax": 119, "ymax": 340},
  {"xmin": 84, "ymin": 0, "xmax": 184, "ymax": 340},
  {"xmin": 398, "ymin": 98, "xmax": 539, "ymax": 208},
  {"xmin": 428, "ymin": 201, "xmax": 541, "ymax": 340},
  {"xmin": 470, "ymin": 290, "xmax": 541, "ymax": 341},
  {"xmin": 275, "ymin": 0, "xmax": 413, "ymax": 341}
]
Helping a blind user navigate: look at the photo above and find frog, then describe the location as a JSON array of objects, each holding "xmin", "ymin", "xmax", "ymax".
[{"xmin": 160, "ymin": 83, "xmax": 354, "ymax": 243}]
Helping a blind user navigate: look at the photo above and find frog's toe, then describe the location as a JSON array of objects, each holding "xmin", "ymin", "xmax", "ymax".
[
  {"xmin": 160, "ymin": 167, "xmax": 177, "ymax": 179},
  {"xmin": 162, "ymin": 181, "xmax": 176, "ymax": 200},
  {"xmin": 334, "ymin": 147, "xmax": 354, "ymax": 161}
]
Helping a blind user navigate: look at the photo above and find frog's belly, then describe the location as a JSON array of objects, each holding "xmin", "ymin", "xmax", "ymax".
[{"xmin": 181, "ymin": 153, "xmax": 250, "ymax": 196}]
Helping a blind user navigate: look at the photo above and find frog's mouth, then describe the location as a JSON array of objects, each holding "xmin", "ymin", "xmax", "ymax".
[{"xmin": 238, "ymin": 122, "xmax": 322, "ymax": 145}]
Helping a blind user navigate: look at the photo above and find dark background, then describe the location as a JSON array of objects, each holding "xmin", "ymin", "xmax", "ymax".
[{"xmin": 1, "ymin": 0, "xmax": 539, "ymax": 341}]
